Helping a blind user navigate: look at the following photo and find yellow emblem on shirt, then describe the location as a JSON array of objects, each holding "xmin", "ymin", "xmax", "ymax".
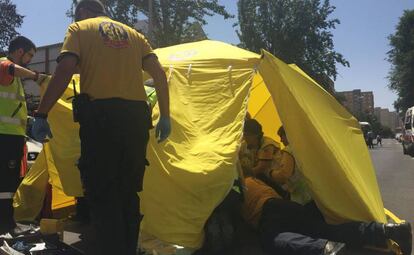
[{"xmin": 99, "ymin": 22, "xmax": 129, "ymax": 48}]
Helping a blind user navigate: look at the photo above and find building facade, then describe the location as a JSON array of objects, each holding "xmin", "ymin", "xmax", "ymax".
[
  {"xmin": 337, "ymin": 89, "xmax": 374, "ymax": 120},
  {"xmin": 374, "ymin": 107, "xmax": 402, "ymax": 132}
]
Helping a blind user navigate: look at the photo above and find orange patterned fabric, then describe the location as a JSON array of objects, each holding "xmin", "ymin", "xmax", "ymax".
[
  {"xmin": 0, "ymin": 60, "xmax": 14, "ymax": 86},
  {"xmin": 242, "ymin": 177, "xmax": 281, "ymax": 228}
]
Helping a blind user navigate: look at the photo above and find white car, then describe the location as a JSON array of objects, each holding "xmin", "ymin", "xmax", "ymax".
[{"xmin": 403, "ymin": 106, "xmax": 414, "ymax": 156}]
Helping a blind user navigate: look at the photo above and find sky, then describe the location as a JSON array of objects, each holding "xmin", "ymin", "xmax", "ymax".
[{"xmin": 11, "ymin": 0, "xmax": 414, "ymax": 111}]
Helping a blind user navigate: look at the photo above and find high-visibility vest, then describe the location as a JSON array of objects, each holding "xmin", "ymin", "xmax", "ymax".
[
  {"xmin": 283, "ymin": 145, "xmax": 313, "ymax": 205},
  {"xmin": 144, "ymin": 85, "xmax": 158, "ymax": 108},
  {"xmin": 0, "ymin": 57, "xmax": 27, "ymax": 136}
]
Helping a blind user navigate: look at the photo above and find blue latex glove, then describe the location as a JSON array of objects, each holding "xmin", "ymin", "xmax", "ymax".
[
  {"xmin": 155, "ymin": 116, "xmax": 171, "ymax": 143},
  {"xmin": 31, "ymin": 117, "xmax": 53, "ymax": 142}
]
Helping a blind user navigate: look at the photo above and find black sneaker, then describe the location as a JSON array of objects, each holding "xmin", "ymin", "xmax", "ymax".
[{"xmin": 384, "ymin": 222, "xmax": 412, "ymax": 255}]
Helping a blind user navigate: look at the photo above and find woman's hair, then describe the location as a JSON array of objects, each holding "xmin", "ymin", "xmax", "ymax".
[{"xmin": 243, "ymin": 119, "xmax": 264, "ymax": 140}]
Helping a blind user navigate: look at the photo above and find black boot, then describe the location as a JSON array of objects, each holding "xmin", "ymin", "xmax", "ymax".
[{"xmin": 384, "ymin": 222, "xmax": 412, "ymax": 255}]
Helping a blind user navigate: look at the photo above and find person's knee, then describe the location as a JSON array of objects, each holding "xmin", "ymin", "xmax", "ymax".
[{"xmin": 273, "ymin": 232, "xmax": 326, "ymax": 255}]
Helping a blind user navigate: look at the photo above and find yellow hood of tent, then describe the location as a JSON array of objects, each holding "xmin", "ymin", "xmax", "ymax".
[
  {"xmin": 14, "ymin": 40, "xmax": 388, "ymax": 249},
  {"xmin": 154, "ymin": 40, "xmax": 260, "ymax": 65}
]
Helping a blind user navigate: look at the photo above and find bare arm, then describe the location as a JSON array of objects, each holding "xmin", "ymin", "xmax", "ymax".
[
  {"xmin": 142, "ymin": 55, "xmax": 169, "ymax": 117},
  {"xmin": 37, "ymin": 55, "xmax": 78, "ymax": 114},
  {"xmin": 1, "ymin": 60, "xmax": 38, "ymax": 81},
  {"xmin": 13, "ymin": 64, "xmax": 38, "ymax": 80}
]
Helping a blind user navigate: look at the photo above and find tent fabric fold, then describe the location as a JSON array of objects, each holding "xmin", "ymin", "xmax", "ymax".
[{"xmin": 258, "ymin": 50, "xmax": 386, "ymax": 224}]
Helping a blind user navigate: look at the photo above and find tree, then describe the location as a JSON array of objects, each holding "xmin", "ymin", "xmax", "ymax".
[
  {"xmin": 359, "ymin": 113, "xmax": 394, "ymax": 138},
  {"xmin": 387, "ymin": 9, "xmax": 414, "ymax": 116},
  {"xmin": 0, "ymin": 0, "xmax": 24, "ymax": 52},
  {"xmin": 69, "ymin": 0, "xmax": 232, "ymax": 48},
  {"xmin": 236, "ymin": 0, "xmax": 349, "ymax": 91},
  {"xmin": 180, "ymin": 22, "xmax": 207, "ymax": 44},
  {"xmin": 142, "ymin": 0, "xmax": 232, "ymax": 47}
]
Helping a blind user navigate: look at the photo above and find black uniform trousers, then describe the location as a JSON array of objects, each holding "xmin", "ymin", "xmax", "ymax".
[
  {"xmin": 78, "ymin": 98, "xmax": 151, "ymax": 255},
  {"xmin": 0, "ymin": 134, "xmax": 24, "ymax": 233},
  {"xmin": 258, "ymin": 198, "xmax": 387, "ymax": 255}
]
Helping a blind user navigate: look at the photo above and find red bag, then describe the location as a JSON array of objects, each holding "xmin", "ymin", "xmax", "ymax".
[{"xmin": 20, "ymin": 142, "xmax": 28, "ymax": 177}]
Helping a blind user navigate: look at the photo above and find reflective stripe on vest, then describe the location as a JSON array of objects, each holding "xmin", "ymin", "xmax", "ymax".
[
  {"xmin": 0, "ymin": 116, "xmax": 25, "ymax": 126},
  {"xmin": 0, "ymin": 192, "xmax": 14, "ymax": 199},
  {"xmin": 0, "ymin": 57, "xmax": 27, "ymax": 136},
  {"xmin": 0, "ymin": 91, "xmax": 25, "ymax": 101}
]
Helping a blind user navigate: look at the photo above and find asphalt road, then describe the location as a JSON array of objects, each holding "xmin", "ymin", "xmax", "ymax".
[
  {"xmin": 370, "ymin": 138, "xmax": 414, "ymax": 253},
  {"xmin": 370, "ymin": 139, "xmax": 414, "ymax": 225}
]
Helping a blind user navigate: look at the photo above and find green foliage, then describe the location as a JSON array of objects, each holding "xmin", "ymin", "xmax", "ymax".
[
  {"xmin": 68, "ymin": 0, "xmax": 232, "ymax": 48},
  {"xmin": 236, "ymin": 0, "xmax": 349, "ymax": 90},
  {"xmin": 138, "ymin": 0, "xmax": 232, "ymax": 47},
  {"xmin": 181, "ymin": 22, "xmax": 208, "ymax": 44},
  {"xmin": 0, "ymin": 0, "xmax": 24, "ymax": 52},
  {"xmin": 387, "ymin": 9, "xmax": 414, "ymax": 116},
  {"xmin": 380, "ymin": 126, "xmax": 394, "ymax": 138},
  {"xmin": 361, "ymin": 114, "xmax": 394, "ymax": 138}
]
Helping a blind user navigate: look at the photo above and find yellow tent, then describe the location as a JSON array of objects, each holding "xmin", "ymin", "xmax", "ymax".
[{"xmin": 15, "ymin": 40, "xmax": 395, "ymax": 249}]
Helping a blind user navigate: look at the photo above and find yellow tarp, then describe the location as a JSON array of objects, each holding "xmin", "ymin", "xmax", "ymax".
[
  {"xmin": 141, "ymin": 41, "xmax": 259, "ymax": 248},
  {"xmin": 14, "ymin": 76, "xmax": 82, "ymax": 220},
  {"xmin": 14, "ymin": 148, "xmax": 76, "ymax": 221},
  {"xmin": 258, "ymin": 50, "xmax": 386, "ymax": 223},
  {"xmin": 14, "ymin": 40, "xmax": 388, "ymax": 248},
  {"xmin": 14, "ymin": 149, "xmax": 49, "ymax": 221},
  {"xmin": 43, "ymin": 75, "xmax": 83, "ymax": 196}
]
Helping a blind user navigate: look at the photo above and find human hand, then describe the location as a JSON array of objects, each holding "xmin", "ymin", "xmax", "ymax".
[
  {"xmin": 36, "ymin": 73, "xmax": 48, "ymax": 86},
  {"xmin": 155, "ymin": 116, "xmax": 171, "ymax": 143},
  {"xmin": 31, "ymin": 116, "xmax": 53, "ymax": 142}
]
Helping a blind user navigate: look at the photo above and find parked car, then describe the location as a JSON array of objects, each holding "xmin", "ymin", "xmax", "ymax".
[{"xmin": 402, "ymin": 106, "xmax": 414, "ymax": 156}]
